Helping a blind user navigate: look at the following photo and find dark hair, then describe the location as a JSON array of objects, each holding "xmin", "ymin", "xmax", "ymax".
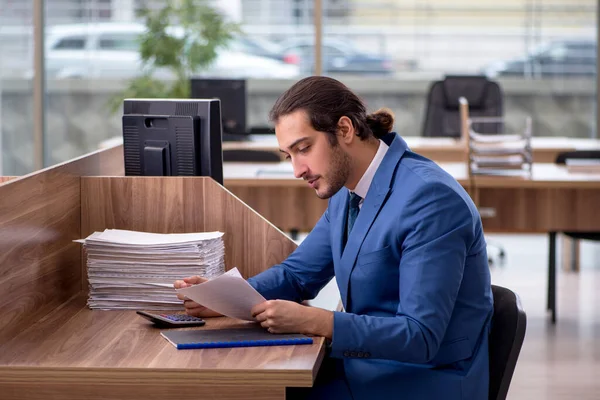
[{"xmin": 269, "ymin": 76, "xmax": 394, "ymax": 145}]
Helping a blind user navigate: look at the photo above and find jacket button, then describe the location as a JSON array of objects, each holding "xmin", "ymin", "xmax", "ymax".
[
  {"xmin": 357, "ymin": 352, "xmax": 364, "ymax": 358},
  {"xmin": 364, "ymin": 352, "xmax": 371, "ymax": 358},
  {"xmin": 350, "ymin": 352, "xmax": 357, "ymax": 357},
  {"xmin": 343, "ymin": 351, "xmax": 350, "ymax": 357}
]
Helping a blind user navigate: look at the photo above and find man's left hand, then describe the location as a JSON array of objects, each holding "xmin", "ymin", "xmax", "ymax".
[{"xmin": 251, "ymin": 300, "xmax": 333, "ymax": 338}]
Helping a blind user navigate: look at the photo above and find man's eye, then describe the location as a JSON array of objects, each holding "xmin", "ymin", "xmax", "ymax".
[
  {"xmin": 284, "ymin": 154, "xmax": 291, "ymax": 160},
  {"xmin": 298, "ymin": 146, "xmax": 310, "ymax": 153}
]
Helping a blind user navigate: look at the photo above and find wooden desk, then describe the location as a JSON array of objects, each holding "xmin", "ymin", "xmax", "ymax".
[
  {"xmin": 224, "ymin": 162, "xmax": 600, "ymax": 233},
  {"xmin": 0, "ymin": 148, "xmax": 321, "ymax": 400},
  {"xmin": 0, "ymin": 296, "xmax": 324, "ymax": 400},
  {"xmin": 223, "ymin": 135, "xmax": 600, "ymax": 163},
  {"xmin": 471, "ymin": 164, "xmax": 600, "ymax": 232}
]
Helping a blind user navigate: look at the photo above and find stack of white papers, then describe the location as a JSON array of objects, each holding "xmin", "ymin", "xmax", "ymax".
[
  {"xmin": 566, "ymin": 158, "xmax": 600, "ymax": 174},
  {"xmin": 468, "ymin": 125, "xmax": 532, "ymax": 177},
  {"xmin": 76, "ymin": 229, "xmax": 225, "ymax": 310}
]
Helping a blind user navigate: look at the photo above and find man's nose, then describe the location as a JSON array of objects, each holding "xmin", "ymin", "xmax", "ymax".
[{"xmin": 292, "ymin": 159, "xmax": 308, "ymax": 179}]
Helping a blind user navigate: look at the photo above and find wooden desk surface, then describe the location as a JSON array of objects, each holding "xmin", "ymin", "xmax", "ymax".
[
  {"xmin": 0, "ymin": 295, "xmax": 324, "ymax": 399},
  {"xmin": 222, "ymin": 162, "xmax": 473, "ymax": 186},
  {"xmin": 223, "ymin": 162, "xmax": 600, "ymax": 233},
  {"xmin": 223, "ymin": 161, "xmax": 600, "ymax": 188},
  {"xmin": 221, "ymin": 162, "xmax": 487, "ymax": 186},
  {"xmin": 223, "ymin": 135, "xmax": 600, "ymax": 163},
  {"xmin": 473, "ymin": 164, "xmax": 600, "ymax": 188}
]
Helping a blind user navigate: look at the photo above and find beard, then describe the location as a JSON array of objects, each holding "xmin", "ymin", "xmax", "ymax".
[{"xmin": 314, "ymin": 144, "xmax": 352, "ymax": 199}]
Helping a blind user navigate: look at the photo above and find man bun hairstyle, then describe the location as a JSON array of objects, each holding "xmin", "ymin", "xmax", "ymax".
[
  {"xmin": 366, "ymin": 108, "xmax": 395, "ymax": 139},
  {"xmin": 269, "ymin": 76, "xmax": 394, "ymax": 144}
]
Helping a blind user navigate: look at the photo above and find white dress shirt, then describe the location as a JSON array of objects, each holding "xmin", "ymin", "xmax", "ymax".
[{"xmin": 351, "ymin": 140, "xmax": 389, "ymax": 209}]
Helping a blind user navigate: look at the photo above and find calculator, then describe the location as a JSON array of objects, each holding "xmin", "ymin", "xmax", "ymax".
[{"xmin": 136, "ymin": 311, "xmax": 206, "ymax": 327}]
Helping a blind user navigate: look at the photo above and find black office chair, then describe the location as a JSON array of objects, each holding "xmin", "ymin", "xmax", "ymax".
[
  {"xmin": 546, "ymin": 150, "xmax": 600, "ymax": 323},
  {"xmin": 489, "ymin": 285, "xmax": 527, "ymax": 400},
  {"xmin": 222, "ymin": 149, "xmax": 281, "ymax": 163},
  {"xmin": 422, "ymin": 75, "xmax": 504, "ymax": 138}
]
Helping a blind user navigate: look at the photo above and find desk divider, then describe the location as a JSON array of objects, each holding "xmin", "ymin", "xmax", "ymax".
[
  {"xmin": 227, "ymin": 185, "xmax": 328, "ymax": 232},
  {"xmin": 0, "ymin": 145, "xmax": 123, "ymax": 346},
  {"xmin": 80, "ymin": 176, "xmax": 297, "ymax": 286},
  {"xmin": 0, "ymin": 176, "xmax": 18, "ymax": 184}
]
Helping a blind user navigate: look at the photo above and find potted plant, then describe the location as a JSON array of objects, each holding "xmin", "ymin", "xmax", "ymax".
[{"xmin": 109, "ymin": 0, "xmax": 238, "ymax": 112}]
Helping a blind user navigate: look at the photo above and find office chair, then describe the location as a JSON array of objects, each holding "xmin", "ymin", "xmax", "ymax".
[
  {"xmin": 545, "ymin": 150, "xmax": 600, "ymax": 323},
  {"xmin": 422, "ymin": 75, "xmax": 503, "ymax": 138},
  {"xmin": 489, "ymin": 285, "xmax": 527, "ymax": 400},
  {"xmin": 222, "ymin": 149, "xmax": 281, "ymax": 163}
]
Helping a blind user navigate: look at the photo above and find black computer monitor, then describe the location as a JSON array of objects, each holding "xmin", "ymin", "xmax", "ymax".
[
  {"xmin": 122, "ymin": 98, "xmax": 223, "ymax": 185},
  {"xmin": 190, "ymin": 78, "xmax": 246, "ymax": 138}
]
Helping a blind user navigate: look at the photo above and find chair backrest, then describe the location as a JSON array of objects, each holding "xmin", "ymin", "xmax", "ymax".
[
  {"xmin": 489, "ymin": 285, "xmax": 527, "ymax": 400},
  {"xmin": 422, "ymin": 75, "xmax": 504, "ymax": 138},
  {"xmin": 555, "ymin": 150, "xmax": 600, "ymax": 164},
  {"xmin": 222, "ymin": 149, "xmax": 281, "ymax": 163}
]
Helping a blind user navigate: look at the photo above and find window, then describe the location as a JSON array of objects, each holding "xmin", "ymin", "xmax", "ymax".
[
  {"xmin": 98, "ymin": 34, "xmax": 140, "ymax": 51},
  {"xmin": 0, "ymin": 0, "xmax": 34, "ymax": 175},
  {"xmin": 53, "ymin": 37, "xmax": 86, "ymax": 50},
  {"xmin": 323, "ymin": 45, "xmax": 345, "ymax": 57}
]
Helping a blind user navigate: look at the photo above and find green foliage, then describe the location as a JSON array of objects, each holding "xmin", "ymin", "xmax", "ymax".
[{"xmin": 108, "ymin": 0, "xmax": 238, "ymax": 113}]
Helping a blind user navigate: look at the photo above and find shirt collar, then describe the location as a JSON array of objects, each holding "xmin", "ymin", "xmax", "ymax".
[{"xmin": 351, "ymin": 139, "xmax": 389, "ymax": 200}]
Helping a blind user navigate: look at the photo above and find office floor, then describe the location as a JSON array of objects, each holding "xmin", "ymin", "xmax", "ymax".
[
  {"xmin": 296, "ymin": 233, "xmax": 600, "ymax": 400},
  {"xmin": 487, "ymin": 234, "xmax": 600, "ymax": 400}
]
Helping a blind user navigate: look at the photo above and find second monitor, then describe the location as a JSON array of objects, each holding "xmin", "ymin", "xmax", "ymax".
[{"xmin": 191, "ymin": 78, "xmax": 247, "ymax": 140}]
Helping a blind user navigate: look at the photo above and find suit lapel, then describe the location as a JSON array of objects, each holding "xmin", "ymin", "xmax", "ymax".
[{"xmin": 338, "ymin": 134, "xmax": 408, "ymax": 307}]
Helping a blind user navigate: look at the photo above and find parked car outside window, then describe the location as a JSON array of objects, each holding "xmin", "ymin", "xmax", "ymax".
[{"xmin": 43, "ymin": 22, "xmax": 300, "ymax": 79}]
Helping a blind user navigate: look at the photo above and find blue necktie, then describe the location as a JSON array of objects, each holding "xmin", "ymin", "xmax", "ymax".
[{"xmin": 345, "ymin": 192, "xmax": 362, "ymax": 245}]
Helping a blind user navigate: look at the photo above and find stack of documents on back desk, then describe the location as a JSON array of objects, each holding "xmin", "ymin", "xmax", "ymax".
[
  {"xmin": 566, "ymin": 158, "xmax": 600, "ymax": 174},
  {"xmin": 76, "ymin": 229, "xmax": 225, "ymax": 310},
  {"xmin": 468, "ymin": 132, "xmax": 532, "ymax": 177}
]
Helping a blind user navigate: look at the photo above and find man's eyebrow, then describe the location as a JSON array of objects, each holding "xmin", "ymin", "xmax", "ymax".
[{"xmin": 279, "ymin": 137, "xmax": 310, "ymax": 153}]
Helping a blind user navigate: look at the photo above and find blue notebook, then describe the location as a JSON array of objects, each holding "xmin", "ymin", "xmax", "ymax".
[{"xmin": 160, "ymin": 326, "xmax": 313, "ymax": 350}]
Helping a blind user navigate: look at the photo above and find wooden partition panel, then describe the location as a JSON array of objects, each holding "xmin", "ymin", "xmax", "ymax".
[
  {"xmin": 226, "ymin": 185, "xmax": 328, "ymax": 233},
  {"xmin": 0, "ymin": 145, "xmax": 124, "ymax": 345},
  {"xmin": 0, "ymin": 177, "xmax": 18, "ymax": 184},
  {"xmin": 81, "ymin": 176, "xmax": 298, "ymax": 280}
]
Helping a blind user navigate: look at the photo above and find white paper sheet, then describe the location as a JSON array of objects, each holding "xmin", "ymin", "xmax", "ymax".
[
  {"xmin": 176, "ymin": 267, "xmax": 266, "ymax": 321},
  {"xmin": 78, "ymin": 229, "xmax": 224, "ymax": 246},
  {"xmin": 145, "ymin": 282, "xmax": 176, "ymax": 288}
]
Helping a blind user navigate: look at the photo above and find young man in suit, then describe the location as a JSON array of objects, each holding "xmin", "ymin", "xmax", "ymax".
[{"xmin": 175, "ymin": 76, "xmax": 493, "ymax": 400}]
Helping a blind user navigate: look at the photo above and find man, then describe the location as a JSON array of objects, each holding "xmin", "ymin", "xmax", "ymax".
[{"xmin": 175, "ymin": 76, "xmax": 493, "ymax": 399}]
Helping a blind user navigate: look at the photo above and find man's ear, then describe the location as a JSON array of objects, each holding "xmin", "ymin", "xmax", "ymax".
[{"xmin": 337, "ymin": 116, "xmax": 355, "ymax": 144}]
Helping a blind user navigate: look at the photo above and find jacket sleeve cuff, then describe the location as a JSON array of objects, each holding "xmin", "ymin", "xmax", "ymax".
[{"xmin": 329, "ymin": 311, "xmax": 373, "ymax": 360}]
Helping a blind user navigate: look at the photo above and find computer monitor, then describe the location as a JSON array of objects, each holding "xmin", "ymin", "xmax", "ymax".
[
  {"xmin": 190, "ymin": 78, "xmax": 246, "ymax": 138},
  {"xmin": 122, "ymin": 98, "xmax": 224, "ymax": 185}
]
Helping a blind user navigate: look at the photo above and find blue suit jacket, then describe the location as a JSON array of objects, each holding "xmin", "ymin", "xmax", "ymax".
[{"xmin": 248, "ymin": 134, "xmax": 493, "ymax": 400}]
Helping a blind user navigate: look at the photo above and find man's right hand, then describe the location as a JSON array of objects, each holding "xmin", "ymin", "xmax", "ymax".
[{"xmin": 174, "ymin": 276, "xmax": 222, "ymax": 318}]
